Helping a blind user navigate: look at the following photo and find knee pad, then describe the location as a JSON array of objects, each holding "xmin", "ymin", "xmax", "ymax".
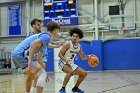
[
  {"xmin": 36, "ymin": 72, "xmax": 47, "ymax": 88},
  {"xmin": 32, "ymin": 62, "xmax": 43, "ymax": 74}
]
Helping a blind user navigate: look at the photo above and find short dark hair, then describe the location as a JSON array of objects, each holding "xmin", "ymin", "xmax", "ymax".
[
  {"xmin": 30, "ymin": 18, "xmax": 42, "ymax": 27},
  {"xmin": 69, "ymin": 27, "xmax": 84, "ymax": 39},
  {"xmin": 47, "ymin": 21, "xmax": 60, "ymax": 32}
]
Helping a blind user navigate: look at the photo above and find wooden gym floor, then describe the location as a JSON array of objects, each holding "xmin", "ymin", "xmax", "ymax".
[{"xmin": 0, "ymin": 71, "xmax": 140, "ymax": 93}]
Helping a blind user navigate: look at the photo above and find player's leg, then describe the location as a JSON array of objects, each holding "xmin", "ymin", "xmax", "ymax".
[
  {"xmin": 27, "ymin": 69, "xmax": 40, "ymax": 93},
  {"xmin": 34, "ymin": 62, "xmax": 48, "ymax": 93},
  {"xmin": 62, "ymin": 64, "xmax": 74, "ymax": 87},
  {"xmin": 30, "ymin": 54, "xmax": 48, "ymax": 93},
  {"xmin": 74, "ymin": 67, "xmax": 87, "ymax": 87},
  {"xmin": 12, "ymin": 54, "xmax": 34, "ymax": 93},
  {"xmin": 72, "ymin": 66, "xmax": 87, "ymax": 93},
  {"xmin": 36, "ymin": 66, "xmax": 48, "ymax": 93},
  {"xmin": 25, "ymin": 64, "xmax": 41, "ymax": 92},
  {"xmin": 36, "ymin": 85, "xmax": 43, "ymax": 93},
  {"xmin": 24, "ymin": 63, "xmax": 44, "ymax": 93},
  {"xmin": 27, "ymin": 52, "xmax": 45, "ymax": 93},
  {"xmin": 36, "ymin": 71, "xmax": 49, "ymax": 93},
  {"xmin": 58, "ymin": 63, "xmax": 73, "ymax": 93},
  {"xmin": 36, "ymin": 72, "xmax": 50, "ymax": 93},
  {"xmin": 26, "ymin": 73, "xmax": 33, "ymax": 92},
  {"xmin": 30, "ymin": 64, "xmax": 46, "ymax": 93},
  {"xmin": 30, "ymin": 51, "xmax": 48, "ymax": 93},
  {"xmin": 34, "ymin": 52, "xmax": 48, "ymax": 93},
  {"xmin": 30, "ymin": 77, "xmax": 37, "ymax": 93},
  {"xmin": 25, "ymin": 67, "xmax": 40, "ymax": 93}
]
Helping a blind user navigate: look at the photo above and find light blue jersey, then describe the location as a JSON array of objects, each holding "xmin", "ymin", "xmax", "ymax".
[
  {"xmin": 42, "ymin": 47, "xmax": 48, "ymax": 61},
  {"xmin": 12, "ymin": 32, "xmax": 50, "ymax": 56},
  {"xmin": 12, "ymin": 32, "xmax": 51, "ymax": 68},
  {"xmin": 28, "ymin": 31, "xmax": 45, "ymax": 37},
  {"xmin": 28, "ymin": 31, "xmax": 48, "ymax": 63}
]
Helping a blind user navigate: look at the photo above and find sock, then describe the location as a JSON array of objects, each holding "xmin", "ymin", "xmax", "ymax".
[
  {"xmin": 73, "ymin": 86, "xmax": 78, "ymax": 90},
  {"xmin": 62, "ymin": 87, "xmax": 65, "ymax": 89}
]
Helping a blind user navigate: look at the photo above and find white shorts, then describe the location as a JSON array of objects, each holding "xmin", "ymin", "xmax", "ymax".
[{"xmin": 58, "ymin": 60, "xmax": 78, "ymax": 71}]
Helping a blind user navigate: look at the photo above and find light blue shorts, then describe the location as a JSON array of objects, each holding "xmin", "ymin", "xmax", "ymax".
[{"xmin": 12, "ymin": 54, "xmax": 28, "ymax": 69}]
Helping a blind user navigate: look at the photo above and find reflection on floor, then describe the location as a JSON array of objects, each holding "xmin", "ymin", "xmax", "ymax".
[{"xmin": 0, "ymin": 71, "xmax": 140, "ymax": 93}]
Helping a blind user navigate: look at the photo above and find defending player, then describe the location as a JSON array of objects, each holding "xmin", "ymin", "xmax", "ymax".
[
  {"xmin": 12, "ymin": 21, "xmax": 60, "ymax": 93},
  {"xmin": 28, "ymin": 18, "xmax": 63, "ymax": 93}
]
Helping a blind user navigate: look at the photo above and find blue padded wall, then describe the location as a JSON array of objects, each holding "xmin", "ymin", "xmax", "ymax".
[
  {"xmin": 103, "ymin": 39, "xmax": 140, "ymax": 70},
  {"xmin": 46, "ymin": 39, "xmax": 140, "ymax": 71},
  {"xmin": 74, "ymin": 41, "xmax": 93, "ymax": 70},
  {"xmin": 46, "ymin": 48, "xmax": 54, "ymax": 71},
  {"xmin": 91, "ymin": 40, "xmax": 103, "ymax": 70}
]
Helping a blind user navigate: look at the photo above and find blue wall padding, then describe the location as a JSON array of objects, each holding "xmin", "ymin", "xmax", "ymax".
[
  {"xmin": 91, "ymin": 40, "xmax": 103, "ymax": 70},
  {"xmin": 103, "ymin": 39, "xmax": 140, "ymax": 70},
  {"xmin": 74, "ymin": 41, "xmax": 94, "ymax": 70},
  {"xmin": 46, "ymin": 39, "xmax": 140, "ymax": 72},
  {"xmin": 46, "ymin": 48, "xmax": 54, "ymax": 71}
]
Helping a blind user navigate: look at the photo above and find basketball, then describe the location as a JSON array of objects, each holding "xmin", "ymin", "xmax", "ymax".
[{"xmin": 88, "ymin": 55, "xmax": 99, "ymax": 67}]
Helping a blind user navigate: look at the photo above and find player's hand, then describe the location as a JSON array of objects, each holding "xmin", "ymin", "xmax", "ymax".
[
  {"xmin": 57, "ymin": 42, "xmax": 63, "ymax": 48},
  {"xmin": 89, "ymin": 54, "xmax": 96, "ymax": 57},
  {"xmin": 57, "ymin": 41, "xmax": 65, "ymax": 48},
  {"xmin": 88, "ymin": 54, "xmax": 96, "ymax": 60},
  {"xmin": 88, "ymin": 54, "xmax": 92, "ymax": 59}
]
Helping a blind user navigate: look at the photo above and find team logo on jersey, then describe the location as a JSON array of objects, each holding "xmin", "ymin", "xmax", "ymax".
[{"xmin": 70, "ymin": 50, "xmax": 78, "ymax": 53}]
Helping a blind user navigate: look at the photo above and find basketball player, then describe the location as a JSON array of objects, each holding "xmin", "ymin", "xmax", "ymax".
[
  {"xmin": 28, "ymin": 18, "xmax": 63, "ymax": 70},
  {"xmin": 28, "ymin": 18, "xmax": 63, "ymax": 93},
  {"xmin": 12, "ymin": 21, "xmax": 60, "ymax": 93},
  {"xmin": 58, "ymin": 27, "xmax": 90, "ymax": 93}
]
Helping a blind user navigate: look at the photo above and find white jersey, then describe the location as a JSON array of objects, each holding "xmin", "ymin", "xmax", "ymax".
[{"xmin": 64, "ymin": 40, "xmax": 81, "ymax": 63}]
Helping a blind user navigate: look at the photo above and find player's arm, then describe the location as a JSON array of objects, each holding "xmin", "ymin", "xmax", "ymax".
[
  {"xmin": 79, "ymin": 47, "xmax": 89, "ymax": 60},
  {"xmin": 48, "ymin": 40, "xmax": 64, "ymax": 48},
  {"xmin": 58, "ymin": 42, "xmax": 71, "ymax": 63},
  {"xmin": 28, "ymin": 39, "xmax": 42, "ymax": 69},
  {"xmin": 37, "ymin": 52, "xmax": 44, "ymax": 67},
  {"xmin": 48, "ymin": 42, "xmax": 62, "ymax": 48}
]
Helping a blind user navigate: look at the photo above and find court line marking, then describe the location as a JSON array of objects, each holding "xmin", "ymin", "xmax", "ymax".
[
  {"xmin": 97, "ymin": 82, "xmax": 140, "ymax": 93},
  {"xmin": 97, "ymin": 72, "xmax": 140, "ymax": 93}
]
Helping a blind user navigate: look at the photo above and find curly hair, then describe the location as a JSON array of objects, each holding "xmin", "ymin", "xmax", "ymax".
[
  {"xmin": 47, "ymin": 21, "xmax": 60, "ymax": 32},
  {"xmin": 69, "ymin": 27, "xmax": 84, "ymax": 39}
]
